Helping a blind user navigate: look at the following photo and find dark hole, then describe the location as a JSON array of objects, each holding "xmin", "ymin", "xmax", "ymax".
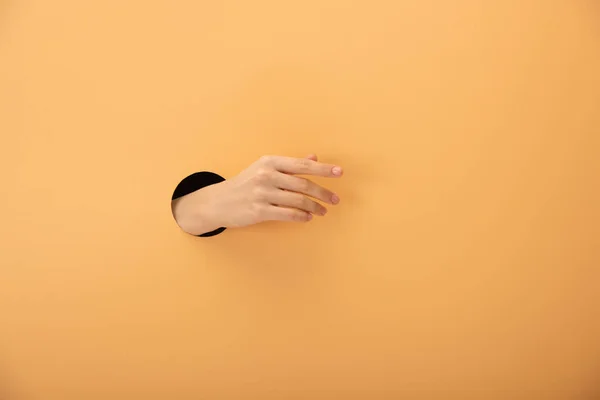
[{"xmin": 171, "ymin": 171, "xmax": 227, "ymax": 237}]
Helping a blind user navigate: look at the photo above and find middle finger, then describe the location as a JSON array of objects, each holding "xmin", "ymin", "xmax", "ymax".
[{"xmin": 273, "ymin": 172, "xmax": 340, "ymax": 205}]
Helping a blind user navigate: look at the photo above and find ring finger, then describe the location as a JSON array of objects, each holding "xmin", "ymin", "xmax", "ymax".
[{"xmin": 268, "ymin": 189, "xmax": 327, "ymax": 216}]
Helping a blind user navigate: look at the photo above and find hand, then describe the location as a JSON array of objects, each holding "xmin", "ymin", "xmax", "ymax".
[{"xmin": 172, "ymin": 154, "xmax": 343, "ymax": 235}]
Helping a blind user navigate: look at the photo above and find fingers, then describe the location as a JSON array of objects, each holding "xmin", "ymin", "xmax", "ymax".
[
  {"xmin": 269, "ymin": 156, "xmax": 343, "ymax": 178},
  {"xmin": 273, "ymin": 172, "xmax": 340, "ymax": 205},
  {"xmin": 253, "ymin": 154, "xmax": 341, "ymax": 225},
  {"xmin": 263, "ymin": 206, "xmax": 313, "ymax": 223},
  {"xmin": 269, "ymin": 190, "xmax": 328, "ymax": 215}
]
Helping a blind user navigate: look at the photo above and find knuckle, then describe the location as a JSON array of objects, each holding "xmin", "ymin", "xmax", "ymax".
[
  {"xmin": 252, "ymin": 186, "xmax": 269, "ymax": 199},
  {"xmin": 255, "ymin": 168, "xmax": 272, "ymax": 182},
  {"xmin": 296, "ymin": 177, "xmax": 310, "ymax": 191},
  {"xmin": 295, "ymin": 158, "xmax": 311, "ymax": 170},
  {"xmin": 259, "ymin": 155, "xmax": 274, "ymax": 165}
]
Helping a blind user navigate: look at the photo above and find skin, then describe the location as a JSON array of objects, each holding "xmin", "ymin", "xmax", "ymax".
[{"xmin": 171, "ymin": 154, "xmax": 344, "ymax": 235}]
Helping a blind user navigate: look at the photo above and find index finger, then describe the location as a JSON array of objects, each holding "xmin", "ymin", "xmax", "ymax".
[{"xmin": 272, "ymin": 156, "xmax": 343, "ymax": 177}]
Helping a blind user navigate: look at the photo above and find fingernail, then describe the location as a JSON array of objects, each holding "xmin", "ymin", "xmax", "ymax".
[
  {"xmin": 332, "ymin": 166, "xmax": 343, "ymax": 176},
  {"xmin": 320, "ymin": 208, "xmax": 328, "ymax": 216},
  {"xmin": 307, "ymin": 213, "xmax": 313, "ymax": 221},
  {"xmin": 331, "ymin": 194, "xmax": 340, "ymax": 204}
]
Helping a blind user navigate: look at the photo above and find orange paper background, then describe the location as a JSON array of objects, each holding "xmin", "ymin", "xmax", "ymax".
[{"xmin": 1, "ymin": 1, "xmax": 599, "ymax": 399}]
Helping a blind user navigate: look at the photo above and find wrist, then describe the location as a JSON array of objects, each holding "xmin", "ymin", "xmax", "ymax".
[{"xmin": 171, "ymin": 181, "xmax": 228, "ymax": 236}]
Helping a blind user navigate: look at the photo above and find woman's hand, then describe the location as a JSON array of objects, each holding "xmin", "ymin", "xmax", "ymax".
[{"xmin": 172, "ymin": 154, "xmax": 343, "ymax": 235}]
